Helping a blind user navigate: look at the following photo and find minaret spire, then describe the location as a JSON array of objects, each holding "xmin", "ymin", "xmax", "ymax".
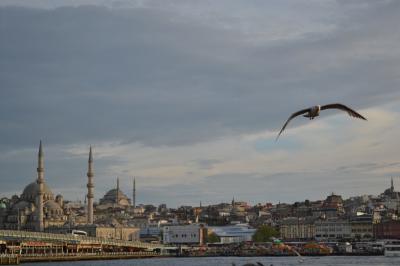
[
  {"xmin": 36, "ymin": 140, "xmax": 45, "ymax": 231},
  {"xmin": 87, "ymin": 146, "xmax": 94, "ymax": 224},
  {"xmin": 391, "ymin": 177, "xmax": 394, "ymax": 192}
]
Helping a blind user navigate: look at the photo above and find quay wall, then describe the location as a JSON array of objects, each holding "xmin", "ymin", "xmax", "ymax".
[{"xmin": 20, "ymin": 252, "xmax": 159, "ymax": 263}]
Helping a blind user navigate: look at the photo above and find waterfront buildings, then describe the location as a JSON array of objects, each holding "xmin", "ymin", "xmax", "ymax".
[
  {"xmin": 2, "ymin": 142, "xmax": 400, "ymax": 246},
  {"xmin": 162, "ymin": 224, "xmax": 207, "ymax": 245}
]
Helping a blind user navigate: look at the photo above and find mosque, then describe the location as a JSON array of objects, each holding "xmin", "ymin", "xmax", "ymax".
[{"xmin": 0, "ymin": 142, "xmax": 137, "ymax": 234}]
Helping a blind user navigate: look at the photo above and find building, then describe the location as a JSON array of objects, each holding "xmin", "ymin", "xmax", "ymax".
[
  {"xmin": 321, "ymin": 193, "xmax": 344, "ymax": 218},
  {"xmin": 374, "ymin": 220, "xmax": 400, "ymax": 239},
  {"xmin": 162, "ymin": 224, "xmax": 207, "ymax": 245},
  {"xmin": 314, "ymin": 219, "xmax": 351, "ymax": 241},
  {"xmin": 350, "ymin": 215, "xmax": 373, "ymax": 240},
  {"xmin": 0, "ymin": 142, "xmax": 67, "ymax": 231},
  {"xmin": 279, "ymin": 217, "xmax": 315, "ymax": 241},
  {"xmin": 208, "ymin": 224, "xmax": 256, "ymax": 244},
  {"xmin": 47, "ymin": 224, "xmax": 140, "ymax": 241},
  {"xmin": 97, "ymin": 178, "xmax": 131, "ymax": 210}
]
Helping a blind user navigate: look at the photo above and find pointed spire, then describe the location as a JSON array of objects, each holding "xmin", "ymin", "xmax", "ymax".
[
  {"xmin": 391, "ymin": 177, "xmax": 394, "ymax": 192},
  {"xmin": 39, "ymin": 140, "xmax": 43, "ymax": 156},
  {"xmin": 89, "ymin": 146, "xmax": 93, "ymax": 162},
  {"xmin": 117, "ymin": 177, "xmax": 120, "ymax": 190},
  {"xmin": 132, "ymin": 177, "xmax": 136, "ymax": 208}
]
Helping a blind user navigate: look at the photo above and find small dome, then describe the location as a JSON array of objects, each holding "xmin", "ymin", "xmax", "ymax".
[
  {"xmin": 11, "ymin": 200, "xmax": 30, "ymax": 213},
  {"xmin": 44, "ymin": 200, "xmax": 63, "ymax": 217},
  {"xmin": 21, "ymin": 181, "xmax": 54, "ymax": 202},
  {"xmin": 44, "ymin": 200, "xmax": 62, "ymax": 211},
  {"xmin": 0, "ymin": 202, "xmax": 7, "ymax": 209}
]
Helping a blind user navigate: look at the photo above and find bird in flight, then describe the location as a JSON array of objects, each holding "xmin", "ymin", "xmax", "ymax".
[{"xmin": 276, "ymin": 103, "xmax": 367, "ymax": 140}]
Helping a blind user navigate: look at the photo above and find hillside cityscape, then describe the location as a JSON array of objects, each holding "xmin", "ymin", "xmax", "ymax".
[{"xmin": 1, "ymin": 142, "xmax": 399, "ymax": 250}]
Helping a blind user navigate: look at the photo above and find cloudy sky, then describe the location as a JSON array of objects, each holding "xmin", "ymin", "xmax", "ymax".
[{"xmin": 1, "ymin": 0, "xmax": 400, "ymax": 207}]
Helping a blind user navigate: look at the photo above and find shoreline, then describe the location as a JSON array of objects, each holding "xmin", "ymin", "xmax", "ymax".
[{"xmin": 15, "ymin": 253, "xmax": 384, "ymax": 264}]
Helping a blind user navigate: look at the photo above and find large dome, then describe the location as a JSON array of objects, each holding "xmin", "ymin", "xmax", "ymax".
[
  {"xmin": 100, "ymin": 188, "xmax": 131, "ymax": 206},
  {"xmin": 21, "ymin": 181, "xmax": 54, "ymax": 202}
]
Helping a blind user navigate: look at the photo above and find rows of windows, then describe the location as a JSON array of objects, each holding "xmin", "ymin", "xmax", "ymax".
[{"xmin": 170, "ymin": 233, "xmax": 197, "ymax": 239}]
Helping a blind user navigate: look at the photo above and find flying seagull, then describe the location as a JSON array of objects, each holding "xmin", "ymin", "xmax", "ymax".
[{"xmin": 276, "ymin": 103, "xmax": 367, "ymax": 140}]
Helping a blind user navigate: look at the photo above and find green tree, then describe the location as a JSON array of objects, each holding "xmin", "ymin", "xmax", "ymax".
[
  {"xmin": 207, "ymin": 232, "xmax": 221, "ymax": 243},
  {"xmin": 252, "ymin": 225, "xmax": 279, "ymax": 242}
]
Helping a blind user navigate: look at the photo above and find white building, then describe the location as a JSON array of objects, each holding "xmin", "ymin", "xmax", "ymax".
[
  {"xmin": 162, "ymin": 224, "xmax": 206, "ymax": 245},
  {"xmin": 315, "ymin": 219, "xmax": 351, "ymax": 241},
  {"xmin": 209, "ymin": 224, "xmax": 256, "ymax": 244}
]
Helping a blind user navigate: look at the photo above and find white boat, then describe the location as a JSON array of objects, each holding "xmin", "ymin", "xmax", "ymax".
[{"xmin": 384, "ymin": 240, "xmax": 400, "ymax": 257}]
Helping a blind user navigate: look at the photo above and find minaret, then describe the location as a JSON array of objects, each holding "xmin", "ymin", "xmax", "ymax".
[
  {"xmin": 36, "ymin": 141, "xmax": 44, "ymax": 231},
  {"xmin": 87, "ymin": 146, "xmax": 94, "ymax": 224},
  {"xmin": 132, "ymin": 177, "xmax": 136, "ymax": 209}
]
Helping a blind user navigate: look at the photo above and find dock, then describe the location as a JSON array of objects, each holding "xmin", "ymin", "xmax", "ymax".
[{"xmin": 0, "ymin": 254, "xmax": 20, "ymax": 265}]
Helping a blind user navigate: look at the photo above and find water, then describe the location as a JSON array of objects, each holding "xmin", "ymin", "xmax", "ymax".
[{"xmin": 21, "ymin": 256, "xmax": 400, "ymax": 266}]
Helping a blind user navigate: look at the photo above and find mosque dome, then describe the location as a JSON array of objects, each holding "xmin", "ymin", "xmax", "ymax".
[
  {"xmin": 0, "ymin": 202, "xmax": 7, "ymax": 209},
  {"xmin": 44, "ymin": 200, "xmax": 63, "ymax": 217},
  {"xmin": 100, "ymin": 188, "xmax": 131, "ymax": 206},
  {"xmin": 11, "ymin": 200, "xmax": 31, "ymax": 213},
  {"xmin": 21, "ymin": 181, "xmax": 54, "ymax": 202}
]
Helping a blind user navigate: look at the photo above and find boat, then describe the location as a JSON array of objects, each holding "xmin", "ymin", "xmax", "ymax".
[{"xmin": 384, "ymin": 240, "xmax": 400, "ymax": 257}]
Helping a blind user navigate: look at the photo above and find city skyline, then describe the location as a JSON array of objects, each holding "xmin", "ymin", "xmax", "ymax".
[{"xmin": 1, "ymin": 0, "xmax": 400, "ymax": 207}]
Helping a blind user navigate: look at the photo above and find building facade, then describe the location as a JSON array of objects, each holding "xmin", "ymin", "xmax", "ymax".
[
  {"xmin": 314, "ymin": 219, "xmax": 351, "ymax": 241},
  {"xmin": 163, "ymin": 224, "xmax": 207, "ymax": 245},
  {"xmin": 280, "ymin": 217, "xmax": 315, "ymax": 241}
]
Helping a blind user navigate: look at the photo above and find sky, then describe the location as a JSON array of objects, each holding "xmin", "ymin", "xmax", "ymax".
[{"xmin": 1, "ymin": 0, "xmax": 400, "ymax": 207}]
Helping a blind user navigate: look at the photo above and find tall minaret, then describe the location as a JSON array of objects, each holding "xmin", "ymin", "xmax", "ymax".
[
  {"xmin": 87, "ymin": 146, "xmax": 94, "ymax": 224},
  {"xmin": 132, "ymin": 177, "xmax": 136, "ymax": 208},
  {"xmin": 36, "ymin": 141, "xmax": 44, "ymax": 231}
]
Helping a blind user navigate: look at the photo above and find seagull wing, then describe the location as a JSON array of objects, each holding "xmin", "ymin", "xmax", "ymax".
[
  {"xmin": 276, "ymin": 108, "xmax": 310, "ymax": 141},
  {"xmin": 321, "ymin": 103, "xmax": 367, "ymax": 120}
]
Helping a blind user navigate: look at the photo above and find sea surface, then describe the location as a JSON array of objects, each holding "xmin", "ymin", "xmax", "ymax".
[{"xmin": 21, "ymin": 256, "xmax": 400, "ymax": 266}]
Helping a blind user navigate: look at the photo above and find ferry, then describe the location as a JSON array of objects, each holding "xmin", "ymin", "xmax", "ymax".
[{"xmin": 384, "ymin": 240, "xmax": 400, "ymax": 257}]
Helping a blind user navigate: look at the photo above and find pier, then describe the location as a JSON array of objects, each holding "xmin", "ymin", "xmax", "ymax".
[{"xmin": 0, "ymin": 229, "xmax": 165, "ymax": 263}]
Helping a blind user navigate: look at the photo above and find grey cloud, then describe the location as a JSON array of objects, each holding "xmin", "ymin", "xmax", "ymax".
[
  {"xmin": 191, "ymin": 159, "xmax": 222, "ymax": 170},
  {"xmin": 335, "ymin": 161, "xmax": 400, "ymax": 173},
  {"xmin": 1, "ymin": 2, "xmax": 400, "ymax": 150}
]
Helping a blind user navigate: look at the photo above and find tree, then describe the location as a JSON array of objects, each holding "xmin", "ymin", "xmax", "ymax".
[
  {"xmin": 252, "ymin": 225, "xmax": 279, "ymax": 242},
  {"xmin": 207, "ymin": 232, "xmax": 220, "ymax": 243}
]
